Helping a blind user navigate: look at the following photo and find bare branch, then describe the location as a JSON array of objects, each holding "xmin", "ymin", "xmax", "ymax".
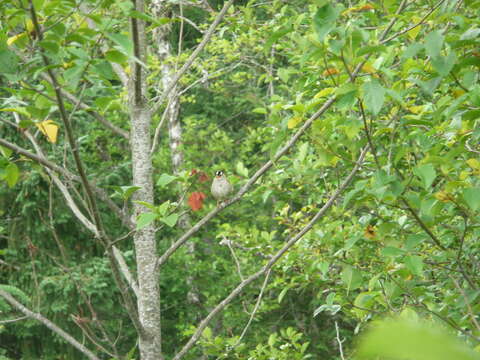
[
  {"xmin": 172, "ymin": 147, "xmax": 368, "ymax": 360},
  {"xmin": 155, "ymin": 96, "xmax": 337, "ymax": 270},
  {"xmin": 381, "ymin": 0, "xmax": 447, "ymax": 44},
  {"xmin": 450, "ymin": 276, "xmax": 480, "ymax": 333},
  {"xmin": 0, "ymin": 288, "xmax": 100, "ymax": 360},
  {"xmin": 155, "ymin": 0, "xmax": 414, "ymax": 269},
  {"xmin": 0, "ymin": 137, "xmax": 132, "ymax": 229},
  {"xmin": 150, "ymin": 0, "xmax": 235, "ymax": 118},
  {"xmin": 33, "ymin": 73, "xmax": 129, "ymax": 139},
  {"xmin": 335, "ymin": 321, "xmax": 346, "ymax": 360},
  {"xmin": 401, "ymin": 198, "xmax": 447, "ymax": 250},
  {"xmin": 112, "ymin": 245, "xmax": 139, "ymax": 297},
  {"xmin": 235, "ymin": 269, "xmax": 271, "ymax": 344},
  {"xmin": 29, "ymin": 0, "xmax": 143, "ymax": 336}
]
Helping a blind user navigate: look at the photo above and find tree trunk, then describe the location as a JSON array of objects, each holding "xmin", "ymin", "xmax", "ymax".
[{"xmin": 130, "ymin": 0, "xmax": 162, "ymax": 359}]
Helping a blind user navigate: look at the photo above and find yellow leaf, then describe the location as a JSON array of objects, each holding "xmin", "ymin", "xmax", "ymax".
[
  {"xmin": 330, "ymin": 155, "xmax": 340, "ymax": 166},
  {"xmin": 287, "ymin": 116, "xmax": 302, "ymax": 129},
  {"xmin": 7, "ymin": 33, "xmax": 26, "ymax": 46},
  {"xmin": 342, "ymin": 3, "xmax": 375, "ymax": 16},
  {"xmin": 322, "ymin": 67, "xmax": 339, "ymax": 76},
  {"xmin": 459, "ymin": 171, "xmax": 470, "ymax": 180},
  {"xmin": 407, "ymin": 105, "xmax": 424, "ymax": 114},
  {"xmin": 364, "ymin": 225, "xmax": 376, "ymax": 239},
  {"xmin": 434, "ymin": 191, "xmax": 452, "ymax": 202},
  {"xmin": 407, "ymin": 17, "xmax": 422, "ymax": 40},
  {"xmin": 36, "ymin": 120, "xmax": 59, "ymax": 143},
  {"xmin": 466, "ymin": 158, "xmax": 480, "ymax": 170},
  {"xmin": 314, "ymin": 87, "xmax": 334, "ymax": 98},
  {"xmin": 26, "ymin": 19, "xmax": 34, "ymax": 33},
  {"xmin": 361, "ymin": 63, "xmax": 376, "ymax": 73}
]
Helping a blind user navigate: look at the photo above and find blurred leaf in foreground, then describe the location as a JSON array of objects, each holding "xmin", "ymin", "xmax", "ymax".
[{"xmin": 357, "ymin": 317, "xmax": 480, "ymax": 360}]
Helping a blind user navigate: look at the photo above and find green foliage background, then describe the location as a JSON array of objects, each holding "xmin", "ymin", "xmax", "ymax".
[{"xmin": 0, "ymin": 0, "xmax": 480, "ymax": 359}]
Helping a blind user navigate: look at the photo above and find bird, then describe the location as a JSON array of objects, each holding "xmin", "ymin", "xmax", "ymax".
[{"xmin": 211, "ymin": 170, "xmax": 233, "ymax": 205}]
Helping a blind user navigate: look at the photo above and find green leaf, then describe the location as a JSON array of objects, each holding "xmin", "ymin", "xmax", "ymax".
[
  {"xmin": 357, "ymin": 45, "xmax": 387, "ymax": 56},
  {"xmin": 462, "ymin": 188, "xmax": 480, "ymax": 211},
  {"xmin": 0, "ymin": 146, "xmax": 12, "ymax": 158},
  {"xmin": 357, "ymin": 318, "xmax": 479, "ymax": 360},
  {"xmin": 156, "ymin": 173, "xmax": 177, "ymax": 188},
  {"xmin": 136, "ymin": 212, "xmax": 157, "ymax": 230},
  {"xmin": 236, "ymin": 161, "xmax": 249, "ymax": 177},
  {"xmin": 120, "ymin": 186, "xmax": 141, "ymax": 200},
  {"xmin": 156, "ymin": 201, "xmax": 170, "ymax": 216},
  {"xmin": 5, "ymin": 163, "xmax": 19, "ymax": 188},
  {"xmin": 425, "ymin": 31, "xmax": 444, "ymax": 58},
  {"xmin": 362, "ymin": 80, "xmax": 386, "ymax": 115},
  {"xmin": 105, "ymin": 49, "xmax": 128, "ymax": 64},
  {"xmin": 313, "ymin": 3, "xmax": 339, "ymax": 41},
  {"xmin": 404, "ymin": 255, "xmax": 423, "ymax": 276},
  {"xmin": 413, "ymin": 164, "xmax": 436, "ymax": 189},
  {"xmin": 39, "ymin": 40, "xmax": 59, "ymax": 54},
  {"xmin": 252, "ymin": 107, "xmax": 267, "ymax": 114},
  {"xmin": 265, "ymin": 25, "xmax": 293, "ymax": 51},
  {"xmin": 134, "ymin": 201, "xmax": 156, "ymax": 211},
  {"xmin": 160, "ymin": 213, "xmax": 179, "ymax": 228},
  {"xmin": 431, "ymin": 51, "xmax": 456, "ymax": 76},
  {"xmin": 0, "ymin": 107, "xmax": 31, "ymax": 117},
  {"xmin": 341, "ymin": 265, "xmax": 363, "ymax": 292},
  {"xmin": 381, "ymin": 246, "xmax": 405, "ymax": 257},
  {"xmin": 402, "ymin": 42, "xmax": 423, "ymax": 60},
  {"xmin": 0, "ymin": 49, "xmax": 19, "ymax": 74},
  {"xmin": 336, "ymin": 82, "xmax": 357, "ymax": 96}
]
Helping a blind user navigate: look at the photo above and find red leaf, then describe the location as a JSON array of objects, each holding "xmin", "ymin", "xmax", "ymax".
[
  {"xmin": 198, "ymin": 172, "xmax": 210, "ymax": 183},
  {"xmin": 188, "ymin": 191, "xmax": 206, "ymax": 211}
]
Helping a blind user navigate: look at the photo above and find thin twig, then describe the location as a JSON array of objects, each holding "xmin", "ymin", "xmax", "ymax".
[
  {"xmin": 0, "ymin": 289, "xmax": 100, "ymax": 360},
  {"xmin": 359, "ymin": 100, "xmax": 380, "ymax": 168},
  {"xmin": 155, "ymin": 96, "xmax": 337, "ymax": 271},
  {"xmin": 171, "ymin": 147, "xmax": 368, "ymax": 360},
  {"xmin": 450, "ymin": 276, "xmax": 480, "ymax": 333},
  {"xmin": 335, "ymin": 321, "xmax": 346, "ymax": 360},
  {"xmin": 223, "ymin": 237, "xmax": 244, "ymax": 281},
  {"xmin": 29, "ymin": 0, "xmax": 143, "ymax": 336},
  {"xmin": 150, "ymin": 0, "xmax": 235, "ymax": 118},
  {"xmin": 381, "ymin": 0, "xmax": 447, "ymax": 44},
  {"xmin": 235, "ymin": 269, "xmax": 271, "ymax": 345},
  {"xmin": 401, "ymin": 197, "xmax": 447, "ymax": 250}
]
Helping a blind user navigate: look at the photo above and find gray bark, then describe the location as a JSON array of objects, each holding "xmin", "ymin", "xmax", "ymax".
[
  {"xmin": 152, "ymin": 0, "xmax": 202, "ymax": 313},
  {"xmin": 129, "ymin": 0, "xmax": 162, "ymax": 358}
]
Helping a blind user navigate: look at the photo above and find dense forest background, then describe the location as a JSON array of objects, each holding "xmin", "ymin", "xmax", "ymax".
[{"xmin": 1, "ymin": 0, "xmax": 479, "ymax": 359}]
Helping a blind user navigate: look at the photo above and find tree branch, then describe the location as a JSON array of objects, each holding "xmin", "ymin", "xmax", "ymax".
[
  {"xmin": 172, "ymin": 146, "xmax": 368, "ymax": 360},
  {"xmin": 155, "ymin": 96, "xmax": 337, "ymax": 270},
  {"xmin": 29, "ymin": 0, "xmax": 143, "ymax": 336},
  {"xmin": 0, "ymin": 137, "xmax": 133, "ymax": 229},
  {"xmin": 156, "ymin": 0, "xmax": 414, "ymax": 270},
  {"xmin": 150, "ymin": 0, "xmax": 235, "ymax": 119},
  {"xmin": 0, "ymin": 289, "xmax": 100, "ymax": 360}
]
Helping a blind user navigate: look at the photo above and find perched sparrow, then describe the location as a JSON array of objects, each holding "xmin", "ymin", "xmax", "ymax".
[{"xmin": 211, "ymin": 170, "xmax": 233, "ymax": 204}]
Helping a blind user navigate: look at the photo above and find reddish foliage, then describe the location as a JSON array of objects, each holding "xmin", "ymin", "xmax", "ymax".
[
  {"xmin": 188, "ymin": 191, "xmax": 206, "ymax": 211},
  {"xmin": 198, "ymin": 172, "xmax": 210, "ymax": 183}
]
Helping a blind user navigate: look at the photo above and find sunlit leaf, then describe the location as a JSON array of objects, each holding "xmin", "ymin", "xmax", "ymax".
[
  {"xmin": 313, "ymin": 3, "xmax": 339, "ymax": 41},
  {"xmin": 136, "ymin": 212, "xmax": 157, "ymax": 230},
  {"xmin": 362, "ymin": 80, "xmax": 386, "ymax": 115},
  {"xmin": 357, "ymin": 318, "xmax": 479, "ymax": 360},
  {"xmin": 36, "ymin": 120, "xmax": 59, "ymax": 143},
  {"xmin": 462, "ymin": 188, "xmax": 480, "ymax": 211}
]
